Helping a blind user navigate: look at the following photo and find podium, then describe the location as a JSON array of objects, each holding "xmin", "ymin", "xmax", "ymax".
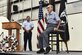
[{"xmin": 2, "ymin": 22, "xmax": 21, "ymax": 51}]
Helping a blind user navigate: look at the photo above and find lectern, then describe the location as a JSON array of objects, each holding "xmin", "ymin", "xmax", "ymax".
[{"xmin": 2, "ymin": 22, "xmax": 21, "ymax": 51}]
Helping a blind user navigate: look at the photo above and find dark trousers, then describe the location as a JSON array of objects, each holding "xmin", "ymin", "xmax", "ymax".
[{"xmin": 24, "ymin": 31, "xmax": 32, "ymax": 51}]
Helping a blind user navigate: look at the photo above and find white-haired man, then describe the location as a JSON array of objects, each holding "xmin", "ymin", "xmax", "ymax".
[{"xmin": 37, "ymin": 4, "xmax": 61, "ymax": 54}]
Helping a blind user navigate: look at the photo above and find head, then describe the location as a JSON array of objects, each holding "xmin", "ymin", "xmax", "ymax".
[
  {"xmin": 47, "ymin": 4, "xmax": 53, "ymax": 13},
  {"xmin": 26, "ymin": 16, "xmax": 30, "ymax": 22}
]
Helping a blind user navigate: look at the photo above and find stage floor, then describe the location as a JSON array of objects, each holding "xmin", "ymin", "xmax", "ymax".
[{"xmin": 0, "ymin": 51, "xmax": 82, "ymax": 55}]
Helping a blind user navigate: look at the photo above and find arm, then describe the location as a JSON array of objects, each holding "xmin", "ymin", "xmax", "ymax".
[
  {"xmin": 54, "ymin": 20, "xmax": 61, "ymax": 31},
  {"xmin": 57, "ymin": 20, "xmax": 61, "ymax": 29},
  {"xmin": 45, "ymin": 17, "xmax": 47, "ymax": 24},
  {"xmin": 22, "ymin": 21, "xmax": 29, "ymax": 33},
  {"xmin": 23, "ymin": 27, "xmax": 29, "ymax": 33},
  {"xmin": 29, "ymin": 27, "xmax": 34, "ymax": 32},
  {"xmin": 54, "ymin": 13, "xmax": 61, "ymax": 31}
]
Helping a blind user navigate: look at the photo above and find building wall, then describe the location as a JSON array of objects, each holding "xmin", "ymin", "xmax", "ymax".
[
  {"xmin": 66, "ymin": 1, "xmax": 82, "ymax": 51},
  {"xmin": 0, "ymin": 0, "xmax": 7, "ymax": 17},
  {"xmin": 0, "ymin": 16, "xmax": 9, "ymax": 41}
]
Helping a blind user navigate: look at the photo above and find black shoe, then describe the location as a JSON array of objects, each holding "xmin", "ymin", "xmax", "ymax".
[
  {"xmin": 24, "ymin": 50, "xmax": 26, "ymax": 51},
  {"xmin": 37, "ymin": 48, "xmax": 45, "ymax": 54},
  {"xmin": 30, "ymin": 50, "xmax": 32, "ymax": 51},
  {"xmin": 44, "ymin": 47, "xmax": 51, "ymax": 54}
]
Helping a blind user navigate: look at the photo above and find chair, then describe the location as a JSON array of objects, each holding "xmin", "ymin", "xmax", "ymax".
[{"xmin": 48, "ymin": 23, "xmax": 69, "ymax": 54}]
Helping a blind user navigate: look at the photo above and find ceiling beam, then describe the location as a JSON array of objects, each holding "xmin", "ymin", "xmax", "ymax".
[{"xmin": 11, "ymin": 1, "xmax": 61, "ymax": 15}]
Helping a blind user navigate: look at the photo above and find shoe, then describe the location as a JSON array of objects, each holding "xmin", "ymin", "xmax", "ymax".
[
  {"xmin": 44, "ymin": 47, "xmax": 51, "ymax": 54},
  {"xmin": 24, "ymin": 50, "xmax": 26, "ymax": 52},
  {"xmin": 29, "ymin": 49, "xmax": 32, "ymax": 51},
  {"xmin": 30, "ymin": 50, "xmax": 32, "ymax": 51},
  {"xmin": 37, "ymin": 48, "xmax": 45, "ymax": 54}
]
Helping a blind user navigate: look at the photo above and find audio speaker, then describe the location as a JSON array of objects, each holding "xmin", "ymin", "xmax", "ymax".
[{"xmin": 13, "ymin": 5, "xmax": 18, "ymax": 11}]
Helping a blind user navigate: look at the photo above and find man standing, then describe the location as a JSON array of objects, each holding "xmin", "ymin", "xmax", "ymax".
[
  {"xmin": 37, "ymin": 4, "xmax": 61, "ymax": 54},
  {"xmin": 22, "ymin": 16, "xmax": 34, "ymax": 51}
]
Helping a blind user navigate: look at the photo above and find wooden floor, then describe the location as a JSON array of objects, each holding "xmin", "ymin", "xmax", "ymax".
[{"xmin": 0, "ymin": 51, "xmax": 82, "ymax": 55}]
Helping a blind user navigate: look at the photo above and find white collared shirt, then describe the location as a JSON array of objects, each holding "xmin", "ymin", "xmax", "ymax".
[
  {"xmin": 22, "ymin": 21, "xmax": 34, "ymax": 30},
  {"xmin": 47, "ymin": 11, "xmax": 60, "ymax": 24}
]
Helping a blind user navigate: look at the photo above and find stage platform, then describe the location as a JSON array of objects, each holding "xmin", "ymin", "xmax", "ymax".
[{"xmin": 0, "ymin": 51, "xmax": 82, "ymax": 55}]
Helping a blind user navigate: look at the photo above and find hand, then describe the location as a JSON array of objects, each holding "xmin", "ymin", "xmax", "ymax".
[
  {"xmin": 54, "ymin": 28, "xmax": 58, "ymax": 31},
  {"xmin": 26, "ymin": 30, "xmax": 29, "ymax": 33}
]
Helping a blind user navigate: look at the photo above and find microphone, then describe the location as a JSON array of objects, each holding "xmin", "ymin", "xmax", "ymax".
[
  {"xmin": 45, "ymin": 13, "xmax": 47, "ymax": 18},
  {"xmin": 45, "ymin": 13, "xmax": 47, "ymax": 24}
]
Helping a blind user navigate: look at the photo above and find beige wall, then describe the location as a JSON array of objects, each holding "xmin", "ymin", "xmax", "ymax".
[
  {"xmin": 67, "ymin": 13, "xmax": 82, "ymax": 50},
  {"xmin": 0, "ymin": 16, "xmax": 9, "ymax": 41}
]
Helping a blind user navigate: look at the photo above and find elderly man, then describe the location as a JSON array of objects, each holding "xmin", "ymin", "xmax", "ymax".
[{"xmin": 37, "ymin": 4, "xmax": 61, "ymax": 54}]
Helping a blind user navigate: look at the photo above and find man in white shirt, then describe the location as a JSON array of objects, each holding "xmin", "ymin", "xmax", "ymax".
[{"xmin": 22, "ymin": 16, "xmax": 34, "ymax": 51}]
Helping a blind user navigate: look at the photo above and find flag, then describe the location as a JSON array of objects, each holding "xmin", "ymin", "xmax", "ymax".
[
  {"xmin": 37, "ymin": 0, "xmax": 44, "ymax": 37},
  {"xmin": 37, "ymin": 0, "xmax": 44, "ymax": 48},
  {"xmin": 59, "ymin": 0, "xmax": 70, "ymax": 41}
]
